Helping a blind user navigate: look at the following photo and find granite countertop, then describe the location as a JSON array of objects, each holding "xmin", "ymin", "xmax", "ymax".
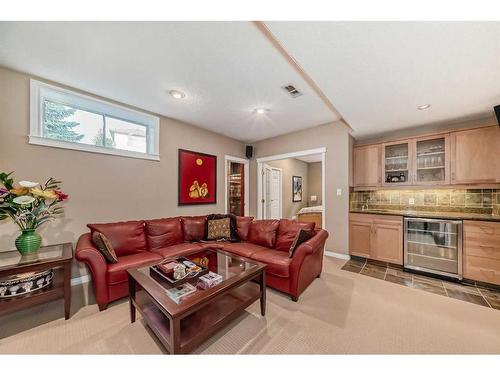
[{"xmin": 349, "ymin": 209, "xmax": 500, "ymax": 222}]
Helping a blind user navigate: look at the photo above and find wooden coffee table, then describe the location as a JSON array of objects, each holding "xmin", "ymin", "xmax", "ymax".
[{"xmin": 127, "ymin": 247, "xmax": 266, "ymax": 354}]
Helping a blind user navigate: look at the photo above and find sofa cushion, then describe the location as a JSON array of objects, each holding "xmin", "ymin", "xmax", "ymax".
[
  {"xmin": 247, "ymin": 219, "xmax": 280, "ymax": 248},
  {"xmin": 275, "ymin": 219, "xmax": 316, "ymax": 252},
  {"xmin": 250, "ymin": 250, "xmax": 291, "ymax": 278},
  {"xmin": 91, "ymin": 231, "xmax": 118, "ymax": 263},
  {"xmin": 150, "ymin": 242, "xmax": 202, "ymax": 258},
  {"xmin": 145, "ymin": 217, "xmax": 183, "ymax": 250},
  {"xmin": 88, "ymin": 220, "xmax": 147, "ymax": 257},
  {"xmin": 107, "ymin": 252, "xmax": 162, "ymax": 285},
  {"xmin": 236, "ymin": 216, "xmax": 253, "ymax": 241},
  {"xmin": 181, "ymin": 216, "xmax": 207, "ymax": 242},
  {"xmin": 222, "ymin": 242, "xmax": 268, "ymax": 259}
]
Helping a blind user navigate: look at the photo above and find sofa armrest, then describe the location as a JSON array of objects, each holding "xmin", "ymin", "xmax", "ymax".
[
  {"xmin": 75, "ymin": 232, "xmax": 109, "ymax": 305},
  {"xmin": 289, "ymin": 229, "xmax": 329, "ymax": 298}
]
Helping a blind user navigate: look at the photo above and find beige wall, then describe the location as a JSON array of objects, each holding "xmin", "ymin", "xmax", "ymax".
[
  {"xmin": 0, "ymin": 68, "xmax": 246, "ymax": 276},
  {"xmin": 267, "ymin": 158, "xmax": 308, "ymax": 219},
  {"xmin": 307, "ymin": 162, "xmax": 322, "ymax": 205},
  {"xmin": 250, "ymin": 122, "xmax": 352, "ymax": 254}
]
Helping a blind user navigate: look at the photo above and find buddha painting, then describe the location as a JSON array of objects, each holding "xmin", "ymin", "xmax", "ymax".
[{"xmin": 179, "ymin": 149, "xmax": 216, "ymax": 205}]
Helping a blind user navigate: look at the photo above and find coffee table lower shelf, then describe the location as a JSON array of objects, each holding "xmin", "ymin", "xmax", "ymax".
[{"xmin": 132, "ymin": 282, "xmax": 261, "ymax": 354}]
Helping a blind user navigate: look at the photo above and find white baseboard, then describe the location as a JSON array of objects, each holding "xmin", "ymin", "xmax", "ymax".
[
  {"xmin": 324, "ymin": 251, "xmax": 350, "ymax": 260},
  {"xmin": 71, "ymin": 274, "xmax": 91, "ymax": 286}
]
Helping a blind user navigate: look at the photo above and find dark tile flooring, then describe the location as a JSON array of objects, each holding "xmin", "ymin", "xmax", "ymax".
[{"xmin": 341, "ymin": 258, "xmax": 500, "ymax": 310}]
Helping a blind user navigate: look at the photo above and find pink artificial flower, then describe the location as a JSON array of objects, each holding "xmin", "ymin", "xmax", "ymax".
[{"xmin": 54, "ymin": 190, "xmax": 69, "ymax": 202}]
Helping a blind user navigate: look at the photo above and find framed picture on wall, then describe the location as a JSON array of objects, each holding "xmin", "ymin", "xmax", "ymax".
[
  {"xmin": 292, "ymin": 175, "xmax": 302, "ymax": 202},
  {"xmin": 178, "ymin": 149, "xmax": 217, "ymax": 205}
]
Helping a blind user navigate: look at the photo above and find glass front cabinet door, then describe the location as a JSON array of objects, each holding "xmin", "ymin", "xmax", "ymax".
[
  {"xmin": 382, "ymin": 135, "xmax": 449, "ymax": 186},
  {"xmin": 413, "ymin": 135, "xmax": 449, "ymax": 185},
  {"xmin": 382, "ymin": 141, "xmax": 412, "ymax": 186}
]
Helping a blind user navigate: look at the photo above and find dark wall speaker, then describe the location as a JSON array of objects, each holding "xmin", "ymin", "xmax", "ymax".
[
  {"xmin": 495, "ymin": 105, "xmax": 500, "ymax": 126},
  {"xmin": 245, "ymin": 145, "xmax": 253, "ymax": 159}
]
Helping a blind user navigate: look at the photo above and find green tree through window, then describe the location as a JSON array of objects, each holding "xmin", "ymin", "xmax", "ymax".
[{"xmin": 43, "ymin": 100, "xmax": 84, "ymax": 142}]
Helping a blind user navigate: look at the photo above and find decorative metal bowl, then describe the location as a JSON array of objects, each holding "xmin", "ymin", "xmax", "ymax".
[{"xmin": 0, "ymin": 269, "xmax": 54, "ymax": 298}]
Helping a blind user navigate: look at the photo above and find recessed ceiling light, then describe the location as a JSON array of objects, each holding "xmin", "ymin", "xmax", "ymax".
[
  {"xmin": 417, "ymin": 104, "xmax": 431, "ymax": 110},
  {"xmin": 169, "ymin": 90, "xmax": 186, "ymax": 99},
  {"xmin": 255, "ymin": 108, "xmax": 269, "ymax": 115}
]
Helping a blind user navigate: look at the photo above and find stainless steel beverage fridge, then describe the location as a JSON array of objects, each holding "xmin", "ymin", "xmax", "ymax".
[{"xmin": 404, "ymin": 217, "xmax": 463, "ymax": 279}]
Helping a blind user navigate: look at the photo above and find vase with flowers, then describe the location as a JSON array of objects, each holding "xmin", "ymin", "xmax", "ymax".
[{"xmin": 0, "ymin": 172, "xmax": 68, "ymax": 255}]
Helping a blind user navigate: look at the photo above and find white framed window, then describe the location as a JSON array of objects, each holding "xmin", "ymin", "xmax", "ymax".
[{"xmin": 29, "ymin": 79, "xmax": 160, "ymax": 161}]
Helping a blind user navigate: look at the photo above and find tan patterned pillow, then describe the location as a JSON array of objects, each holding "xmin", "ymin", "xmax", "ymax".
[
  {"xmin": 207, "ymin": 218, "xmax": 231, "ymax": 240},
  {"xmin": 92, "ymin": 231, "xmax": 118, "ymax": 263}
]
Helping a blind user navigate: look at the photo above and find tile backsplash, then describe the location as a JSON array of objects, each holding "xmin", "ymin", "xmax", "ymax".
[{"xmin": 350, "ymin": 189, "xmax": 500, "ymax": 216}]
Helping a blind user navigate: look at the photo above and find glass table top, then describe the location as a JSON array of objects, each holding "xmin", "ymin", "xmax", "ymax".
[
  {"xmin": 0, "ymin": 243, "xmax": 73, "ymax": 272},
  {"xmin": 136, "ymin": 248, "xmax": 261, "ymax": 304}
]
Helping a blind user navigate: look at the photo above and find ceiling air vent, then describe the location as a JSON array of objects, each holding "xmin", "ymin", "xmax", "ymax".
[{"xmin": 282, "ymin": 84, "xmax": 303, "ymax": 98}]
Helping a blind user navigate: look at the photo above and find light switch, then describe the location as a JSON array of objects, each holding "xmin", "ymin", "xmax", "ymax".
[
  {"xmin": 336, "ymin": 189, "xmax": 342, "ymax": 196},
  {"xmin": 409, "ymin": 198, "xmax": 415, "ymax": 205}
]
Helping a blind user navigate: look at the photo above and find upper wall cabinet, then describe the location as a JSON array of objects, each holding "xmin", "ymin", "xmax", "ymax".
[
  {"xmin": 353, "ymin": 125, "xmax": 498, "ymax": 189},
  {"xmin": 353, "ymin": 144, "xmax": 381, "ymax": 187},
  {"xmin": 450, "ymin": 126, "xmax": 500, "ymax": 184}
]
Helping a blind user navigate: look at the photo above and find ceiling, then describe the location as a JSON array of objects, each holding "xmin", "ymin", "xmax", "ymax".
[
  {"xmin": 267, "ymin": 21, "xmax": 500, "ymax": 139},
  {"xmin": 0, "ymin": 22, "xmax": 337, "ymax": 143},
  {"xmin": 0, "ymin": 22, "xmax": 499, "ymax": 142}
]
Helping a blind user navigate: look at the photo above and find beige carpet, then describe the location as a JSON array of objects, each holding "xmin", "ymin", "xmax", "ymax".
[{"xmin": 2, "ymin": 257, "xmax": 500, "ymax": 354}]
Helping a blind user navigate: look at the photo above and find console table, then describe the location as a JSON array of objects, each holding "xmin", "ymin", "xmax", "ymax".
[{"xmin": 0, "ymin": 243, "xmax": 73, "ymax": 320}]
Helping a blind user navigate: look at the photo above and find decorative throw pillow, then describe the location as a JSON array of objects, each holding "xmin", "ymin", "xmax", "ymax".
[
  {"xmin": 91, "ymin": 231, "xmax": 118, "ymax": 263},
  {"xmin": 206, "ymin": 213, "xmax": 239, "ymax": 241},
  {"xmin": 289, "ymin": 229, "xmax": 313, "ymax": 258},
  {"xmin": 207, "ymin": 218, "xmax": 231, "ymax": 240}
]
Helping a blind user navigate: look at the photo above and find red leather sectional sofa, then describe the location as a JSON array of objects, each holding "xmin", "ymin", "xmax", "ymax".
[{"xmin": 75, "ymin": 215, "xmax": 328, "ymax": 310}]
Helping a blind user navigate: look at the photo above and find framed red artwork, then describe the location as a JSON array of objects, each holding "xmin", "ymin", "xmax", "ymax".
[{"xmin": 178, "ymin": 149, "xmax": 217, "ymax": 205}]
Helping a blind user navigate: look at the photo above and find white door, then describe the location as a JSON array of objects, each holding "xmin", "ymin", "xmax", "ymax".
[{"xmin": 262, "ymin": 164, "xmax": 282, "ymax": 219}]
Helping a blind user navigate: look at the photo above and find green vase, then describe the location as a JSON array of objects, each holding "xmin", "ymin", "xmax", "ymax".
[{"xmin": 15, "ymin": 229, "xmax": 42, "ymax": 255}]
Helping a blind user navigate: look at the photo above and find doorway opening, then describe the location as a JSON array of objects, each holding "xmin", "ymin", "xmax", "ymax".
[
  {"xmin": 257, "ymin": 147, "xmax": 326, "ymax": 228},
  {"xmin": 225, "ymin": 155, "xmax": 249, "ymax": 216}
]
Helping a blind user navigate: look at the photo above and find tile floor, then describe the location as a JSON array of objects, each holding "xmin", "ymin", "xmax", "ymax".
[{"xmin": 341, "ymin": 257, "xmax": 500, "ymax": 310}]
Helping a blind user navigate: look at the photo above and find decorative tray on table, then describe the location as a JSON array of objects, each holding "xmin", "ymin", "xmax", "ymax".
[
  {"xmin": 150, "ymin": 257, "xmax": 209, "ymax": 287},
  {"xmin": 0, "ymin": 269, "xmax": 54, "ymax": 298}
]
